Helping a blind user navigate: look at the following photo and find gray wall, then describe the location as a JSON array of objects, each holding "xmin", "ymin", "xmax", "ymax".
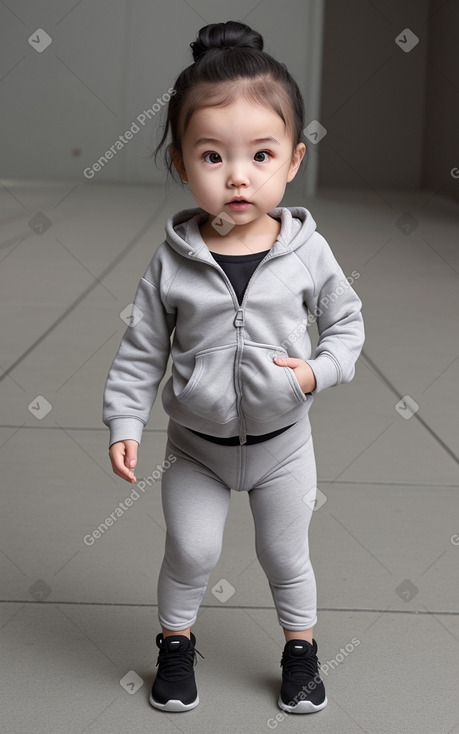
[
  {"xmin": 318, "ymin": 0, "xmax": 459, "ymax": 204},
  {"xmin": 3, "ymin": 0, "xmax": 457, "ymax": 200},
  {"xmin": 318, "ymin": 0, "xmax": 429, "ymax": 190},
  {"xmin": 421, "ymin": 0, "xmax": 459, "ymax": 203},
  {"xmin": 0, "ymin": 0, "xmax": 324, "ymax": 195}
]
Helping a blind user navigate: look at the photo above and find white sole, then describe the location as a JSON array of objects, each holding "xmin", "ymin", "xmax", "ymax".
[
  {"xmin": 277, "ymin": 693, "xmax": 328, "ymax": 714},
  {"xmin": 149, "ymin": 691, "xmax": 199, "ymax": 712}
]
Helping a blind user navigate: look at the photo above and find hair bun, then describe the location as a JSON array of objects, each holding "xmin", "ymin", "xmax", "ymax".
[{"xmin": 190, "ymin": 20, "xmax": 263, "ymax": 62}]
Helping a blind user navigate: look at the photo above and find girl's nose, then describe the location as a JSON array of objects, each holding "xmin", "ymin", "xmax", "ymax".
[{"xmin": 227, "ymin": 166, "xmax": 249, "ymax": 188}]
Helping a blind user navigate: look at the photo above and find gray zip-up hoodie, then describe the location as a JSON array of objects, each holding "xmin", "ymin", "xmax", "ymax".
[{"xmin": 102, "ymin": 206, "xmax": 365, "ymax": 447}]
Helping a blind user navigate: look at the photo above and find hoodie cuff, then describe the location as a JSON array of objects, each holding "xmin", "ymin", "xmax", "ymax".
[
  {"xmin": 107, "ymin": 417, "xmax": 144, "ymax": 448},
  {"xmin": 305, "ymin": 354, "xmax": 340, "ymax": 394}
]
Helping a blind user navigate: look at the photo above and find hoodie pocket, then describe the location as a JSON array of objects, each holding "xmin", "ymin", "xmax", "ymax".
[
  {"xmin": 240, "ymin": 341, "xmax": 308, "ymax": 423},
  {"xmin": 176, "ymin": 344, "xmax": 238, "ymax": 424}
]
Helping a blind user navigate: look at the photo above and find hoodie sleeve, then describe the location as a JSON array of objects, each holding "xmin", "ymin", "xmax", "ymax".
[
  {"xmin": 102, "ymin": 275, "xmax": 175, "ymax": 448},
  {"xmin": 303, "ymin": 234, "xmax": 365, "ymax": 394}
]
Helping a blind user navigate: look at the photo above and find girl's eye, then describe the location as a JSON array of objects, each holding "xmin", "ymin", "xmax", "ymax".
[
  {"xmin": 203, "ymin": 152, "xmax": 221, "ymax": 164},
  {"xmin": 254, "ymin": 151, "xmax": 271, "ymax": 162}
]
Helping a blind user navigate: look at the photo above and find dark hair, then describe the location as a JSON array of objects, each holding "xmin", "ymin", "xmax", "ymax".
[{"xmin": 152, "ymin": 20, "xmax": 307, "ymax": 185}]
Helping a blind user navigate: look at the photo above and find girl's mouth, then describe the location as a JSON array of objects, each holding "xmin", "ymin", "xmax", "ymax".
[{"xmin": 227, "ymin": 201, "xmax": 251, "ymax": 211}]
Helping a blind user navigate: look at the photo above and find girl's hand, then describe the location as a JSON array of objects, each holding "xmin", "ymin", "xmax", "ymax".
[
  {"xmin": 108, "ymin": 439, "xmax": 139, "ymax": 483},
  {"xmin": 273, "ymin": 357, "xmax": 317, "ymax": 393}
]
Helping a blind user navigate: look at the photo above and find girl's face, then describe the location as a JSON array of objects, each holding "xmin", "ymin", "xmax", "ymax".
[{"xmin": 170, "ymin": 95, "xmax": 306, "ymax": 233}]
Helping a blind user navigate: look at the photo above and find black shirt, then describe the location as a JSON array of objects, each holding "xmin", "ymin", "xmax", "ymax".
[{"xmin": 210, "ymin": 249, "xmax": 270, "ymax": 305}]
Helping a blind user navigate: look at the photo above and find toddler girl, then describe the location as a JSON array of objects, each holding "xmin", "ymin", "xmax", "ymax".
[{"xmin": 103, "ymin": 19, "xmax": 365, "ymax": 715}]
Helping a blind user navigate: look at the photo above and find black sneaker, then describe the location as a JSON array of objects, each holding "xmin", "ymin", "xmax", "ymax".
[
  {"xmin": 150, "ymin": 633, "xmax": 203, "ymax": 712},
  {"xmin": 278, "ymin": 638, "xmax": 328, "ymax": 714}
]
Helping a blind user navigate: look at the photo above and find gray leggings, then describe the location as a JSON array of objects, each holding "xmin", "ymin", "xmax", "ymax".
[{"xmin": 157, "ymin": 411, "xmax": 318, "ymax": 632}]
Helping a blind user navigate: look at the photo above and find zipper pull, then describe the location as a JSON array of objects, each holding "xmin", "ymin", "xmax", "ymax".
[{"xmin": 234, "ymin": 308, "xmax": 244, "ymax": 328}]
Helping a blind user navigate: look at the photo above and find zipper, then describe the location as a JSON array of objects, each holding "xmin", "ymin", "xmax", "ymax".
[
  {"xmin": 233, "ymin": 307, "xmax": 246, "ymax": 443},
  {"xmin": 185, "ymin": 247, "xmax": 285, "ymax": 445},
  {"xmin": 232, "ymin": 253, "xmax": 275, "ymax": 444}
]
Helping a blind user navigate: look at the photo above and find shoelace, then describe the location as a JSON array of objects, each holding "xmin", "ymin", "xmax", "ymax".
[
  {"xmin": 156, "ymin": 639, "xmax": 204, "ymax": 681},
  {"xmin": 280, "ymin": 648, "xmax": 321, "ymax": 679}
]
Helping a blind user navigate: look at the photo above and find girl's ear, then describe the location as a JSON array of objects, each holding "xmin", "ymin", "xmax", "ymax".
[
  {"xmin": 169, "ymin": 144, "xmax": 188, "ymax": 182},
  {"xmin": 287, "ymin": 142, "xmax": 306, "ymax": 183}
]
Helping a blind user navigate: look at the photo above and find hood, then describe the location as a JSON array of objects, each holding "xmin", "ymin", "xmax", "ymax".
[{"xmin": 164, "ymin": 206, "xmax": 317, "ymax": 261}]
